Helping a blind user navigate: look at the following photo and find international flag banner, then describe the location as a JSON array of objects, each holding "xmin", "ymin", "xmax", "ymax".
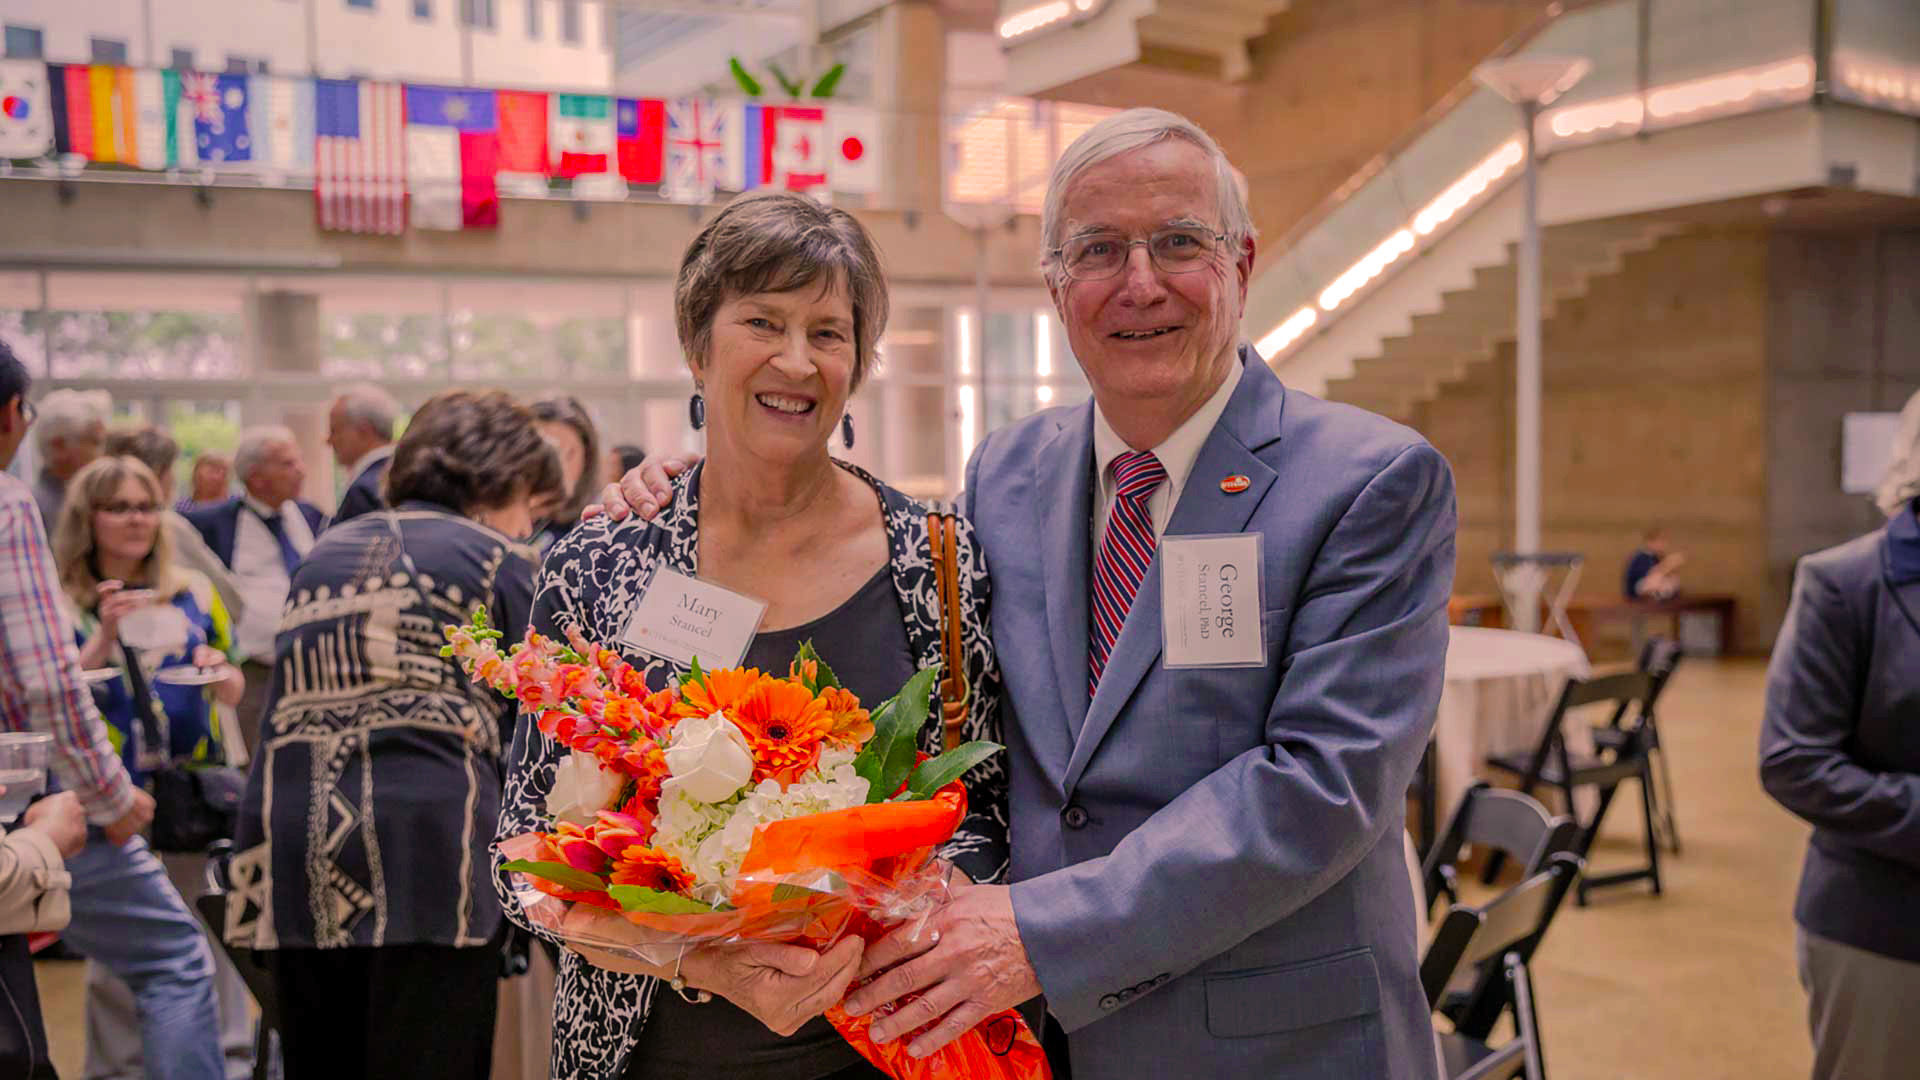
[
  {"xmin": 664, "ymin": 97, "xmax": 729, "ymax": 203},
  {"xmin": 615, "ymin": 97, "xmax": 665, "ymax": 185},
  {"xmin": 47, "ymin": 64, "xmax": 95, "ymax": 158},
  {"xmin": 315, "ymin": 78, "xmax": 407, "ymax": 235},
  {"xmin": 184, "ymin": 72, "xmax": 253, "ymax": 163},
  {"xmin": 727, "ymin": 103, "xmax": 827, "ymax": 192},
  {"xmin": 551, "ymin": 93, "xmax": 613, "ymax": 178},
  {"xmin": 168, "ymin": 70, "xmax": 201, "ymax": 169},
  {"xmin": 130, "ymin": 68, "xmax": 175, "ymax": 168},
  {"xmin": 495, "ymin": 89, "xmax": 550, "ymax": 195},
  {"xmin": 403, "ymin": 84, "xmax": 500, "ymax": 229},
  {"xmin": 0, "ymin": 60, "xmax": 53, "ymax": 159},
  {"xmin": 86, "ymin": 65, "xmax": 139, "ymax": 164},
  {"xmin": 248, "ymin": 76, "xmax": 315, "ymax": 174},
  {"xmin": 827, "ymin": 104, "xmax": 882, "ymax": 194}
]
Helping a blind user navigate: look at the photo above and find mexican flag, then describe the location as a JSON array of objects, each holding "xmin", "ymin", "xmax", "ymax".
[{"xmin": 551, "ymin": 93, "xmax": 613, "ymax": 178}]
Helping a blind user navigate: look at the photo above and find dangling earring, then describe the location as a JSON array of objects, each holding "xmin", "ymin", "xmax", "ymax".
[
  {"xmin": 688, "ymin": 389, "xmax": 706, "ymax": 431},
  {"xmin": 840, "ymin": 413, "xmax": 855, "ymax": 450}
]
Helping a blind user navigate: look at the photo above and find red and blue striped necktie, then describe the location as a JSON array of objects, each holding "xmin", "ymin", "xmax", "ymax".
[{"xmin": 1091, "ymin": 450, "xmax": 1166, "ymax": 695}]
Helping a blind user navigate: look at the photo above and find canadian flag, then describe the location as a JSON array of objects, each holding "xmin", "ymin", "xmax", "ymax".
[{"xmin": 827, "ymin": 105, "xmax": 880, "ymax": 194}]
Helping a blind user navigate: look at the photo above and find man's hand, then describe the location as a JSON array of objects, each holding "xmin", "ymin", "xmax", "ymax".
[
  {"xmin": 102, "ymin": 787, "xmax": 154, "ymax": 846},
  {"xmin": 22, "ymin": 791, "xmax": 87, "ymax": 858},
  {"xmin": 582, "ymin": 453, "xmax": 701, "ymax": 523},
  {"xmin": 684, "ymin": 937, "xmax": 866, "ymax": 1036},
  {"xmin": 843, "ymin": 882, "xmax": 1043, "ymax": 1058}
]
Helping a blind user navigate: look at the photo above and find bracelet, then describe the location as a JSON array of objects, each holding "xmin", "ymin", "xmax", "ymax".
[{"xmin": 669, "ymin": 945, "xmax": 712, "ymax": 1005}]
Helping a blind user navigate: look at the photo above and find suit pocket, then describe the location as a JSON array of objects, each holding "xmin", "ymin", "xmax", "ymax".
[{"xmin": 1203, "ymin": 946, "xmax": 1382, "ymax": 1038}]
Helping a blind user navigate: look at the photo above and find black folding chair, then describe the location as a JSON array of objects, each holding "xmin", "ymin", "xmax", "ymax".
[
  {"xmin": 1423, "ymin": 782, "xmax": 1579, "ymax": 918},
  {"xmin": 196, "ymin": 841, "xmax": 278, "ymax": 1080},
  {"xmin": 1421, "ymin": 852, "xmax": 1584, "ymax": 1080},
  {"xmin": 1484, "ymin": 671, "xmax": 1663, "ymax": 904},
  {"xmin": 1591, "ymin": 638, "xmax": 1683, "ymax": 854}
]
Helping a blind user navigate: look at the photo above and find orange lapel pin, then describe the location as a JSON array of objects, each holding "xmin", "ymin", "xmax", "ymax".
[{"xmin": 1220, "ymin": 475, "xmax": 1251, "ymax": 494}]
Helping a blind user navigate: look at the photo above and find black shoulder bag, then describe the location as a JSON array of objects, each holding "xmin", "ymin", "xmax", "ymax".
[{"xmin": 119, "ymin": 641, "xmax": 247, "ymax": 854}]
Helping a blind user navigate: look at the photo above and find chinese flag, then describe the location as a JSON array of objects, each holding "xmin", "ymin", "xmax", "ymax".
[{"xmin": 496, "ymin": 90, "xmax": 549, "ymax": 175}]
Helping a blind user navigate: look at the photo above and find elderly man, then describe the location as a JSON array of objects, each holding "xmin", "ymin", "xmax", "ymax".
[
  {"xmin": 0, "ymin": 343, "xmax": 225, "ymax": 1080},
  {"xmin": 325, "ymin": 383, "xmax": 401, "ymax": 526},
  {"xmin": 30, "ymin": 387, "xmax": 109, "ymax": 529},
  {"xmin": 185, "ymin": 426, "xmax": 325, "ymax": 755},
  {"xmin": 604, "ymin": 109, "xmax": 1453, "ymax": 1079}
]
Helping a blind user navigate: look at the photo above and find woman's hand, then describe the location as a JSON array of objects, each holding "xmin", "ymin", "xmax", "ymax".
[
  {"xmin": 190, "ymin": 645, "xmax": 246, "ymax": 706},
  {"xmin": 77, "ymin": 581, "xmax": 148, "ymax": 669},
  {"xmin": 584, "ymin": 453, "xmax": 701, "ymax": 523},
  {"xmin": 683, "ymin": 936, "xmax": 866, "ymax": 1036}
]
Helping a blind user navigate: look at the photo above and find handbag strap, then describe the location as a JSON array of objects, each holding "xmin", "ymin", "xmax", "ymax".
[
  {"xmin": 116, "ymin": 638, "xmax": 173, "ymax": 770},
  {"xmin": 927, "ymin": 509, "xmax": 968, "ymax": 752}
]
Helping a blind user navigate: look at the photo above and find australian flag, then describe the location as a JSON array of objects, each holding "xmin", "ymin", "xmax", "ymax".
[{"xmin": 184, "ymin": 73, "xmax": 251, "ymax": 163}]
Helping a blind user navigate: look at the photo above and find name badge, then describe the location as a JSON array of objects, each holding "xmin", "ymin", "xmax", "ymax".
[
  {"xmin": 1160, "ymin": 533, "xmax": 1265, "ymax": 668},
  {"xmin": 620, "ymin": 568, "xmax": 768, "ymax": 671}
]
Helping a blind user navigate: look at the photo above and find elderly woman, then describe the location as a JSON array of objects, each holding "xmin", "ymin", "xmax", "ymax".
[
  {"xmin": 226, "ymin": 390, "xmax": 562, "ymax": 1080},
  {"xmin": 498, "ymin": 189, "xmax": 1008, "ymax": 1080},
  {"xmin": 1761, "ymin": 386, "xmax": 1920, "ymax": 1080}
]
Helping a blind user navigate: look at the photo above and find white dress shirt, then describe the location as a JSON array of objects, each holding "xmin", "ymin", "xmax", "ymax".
[
  {"xmin": 231, "ymin": 494, "xmax": 316, "ymax": 660},
  {"xmin": 1091, "ymin": 358, "xmax": 1246, "ymax": 545}
]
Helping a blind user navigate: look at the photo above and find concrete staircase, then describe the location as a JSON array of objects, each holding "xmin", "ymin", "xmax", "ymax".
[{"xmin": 1319, "ymin": 217, "xmax": 1680, "ymax": 420}]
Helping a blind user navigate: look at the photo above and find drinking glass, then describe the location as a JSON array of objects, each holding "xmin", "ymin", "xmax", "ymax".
[{"xmin": 0, "ymin": 732, "xmax": 53, "ymax": 824}]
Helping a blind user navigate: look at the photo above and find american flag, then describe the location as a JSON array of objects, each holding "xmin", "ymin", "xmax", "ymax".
[
  {"xmin": 314, "ymin": 79, "xmax": 406, "ymax": 235},
  {"xmin": 663, "ymin": 97, "xmax": 728, "ymax": 204}
]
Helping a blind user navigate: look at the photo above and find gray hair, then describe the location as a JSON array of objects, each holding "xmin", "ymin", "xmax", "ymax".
[
  {"xmin": 234, "ymin": 425, "xmax": 297, "ymax": 483},
  {"xmin": 1039, "ymin": 107, "xmax": 1257, "ymax": 283},
  {"xmin": 334, "ymin": 383, "xmax": 401, "ymax": 441},
  {"xmin": 33, "ymin": 389, "xmax": 110, "ymax": 453},
  {"xmin": 1876, "ymin": 388, "xmax": 1920, "ymax": 515}
]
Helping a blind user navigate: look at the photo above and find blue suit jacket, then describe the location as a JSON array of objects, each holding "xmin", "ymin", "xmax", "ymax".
[
  {"xmin": 329, "ymin": 454, "xmax": 391, "ymax": 528},
  {"xmin": 964, "ymin": 346, "xmax": 1454, "ymax": 1080},
  {"xmin": 183, "ymin": 496, "xmax": 328, "ymax": 568}
]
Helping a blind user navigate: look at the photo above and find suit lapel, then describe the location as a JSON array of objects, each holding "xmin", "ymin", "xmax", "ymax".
[
  {"xmin": 1037, "ymin": 407, "xmax": 1096, "ymax": 760},
  {"xmin": 1062, "ymin": 349, "xmax": 1289, "ymax": 794}
]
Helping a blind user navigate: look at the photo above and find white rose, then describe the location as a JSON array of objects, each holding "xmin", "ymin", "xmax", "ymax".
[
  {"xmin": 661, "ymin": 711, "xmax": 755, "ymax": 804},
  {"xmin": 545, "ymin": 751, "xmax": 626, "ymax": 826}
]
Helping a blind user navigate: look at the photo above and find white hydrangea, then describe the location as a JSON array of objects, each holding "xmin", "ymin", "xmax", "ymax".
[{"xmin": 647, "ymin": 747, "xmax": 872, "ymax": 900}]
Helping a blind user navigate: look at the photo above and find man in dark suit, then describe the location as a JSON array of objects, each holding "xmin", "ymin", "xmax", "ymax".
[
  {"xmin": 184, "ymin": 426, "xmax": 326, "ymax": 756},
  {"xmin": 325, "ymin": 384, "xmax": 400, "ymax": 526}
]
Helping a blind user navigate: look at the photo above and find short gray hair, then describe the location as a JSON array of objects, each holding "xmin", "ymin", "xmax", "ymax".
[
  {"xmin": 234, "ymin": 425, "xmax": 297, "ymax": 483},
  {"xmin": 1876, "ymin": 388, "xmax": 1920, "ymax": 515},
  {"xmin": 1039, "ymin": 107, "xmax": 1257, "ymax": 283},
  {"xmin": 34, "ymin": 389, "xmax": 110, "ymax": 453},
  {"xmin": 334, "ymin": 383, "xmax": 401, "ymax": 441}
]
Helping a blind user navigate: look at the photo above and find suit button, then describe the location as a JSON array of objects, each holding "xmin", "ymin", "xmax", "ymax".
[
  {"xmin": 1117, "ymin": 987, "xmax": 1136, "ymax": 1002},
  {"xmin": 1063, "ymin": 805, "xmax": 1090, "ymax": 829},
  {"xmin": 1099, "ymin": 994, "xmax": 1121, "ymax": 1010}
]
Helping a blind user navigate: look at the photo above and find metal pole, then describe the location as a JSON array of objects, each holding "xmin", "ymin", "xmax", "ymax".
[{"xmin": 1515, "ymin": 99, "xmax": 1543, "ymax": 632}]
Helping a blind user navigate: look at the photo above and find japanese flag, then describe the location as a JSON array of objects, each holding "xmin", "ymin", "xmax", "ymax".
[{"xmin": 827, "ymin": 105, "xmax": 880, "ymax": 194}]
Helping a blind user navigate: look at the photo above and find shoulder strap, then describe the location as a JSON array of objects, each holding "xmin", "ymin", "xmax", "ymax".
[{"xmin": 927, "ymin": 509, "xmax": 968, "ymax": 752}]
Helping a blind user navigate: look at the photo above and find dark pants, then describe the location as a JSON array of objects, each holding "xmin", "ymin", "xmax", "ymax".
[
  {"xmin": 271, "ymin": 943, "xmax": 499, "ymax": 1080},
  {"xmin": 237, "ymin": 660, "xmax": 273, "ymax": 758},
  {"xmin": 0, "ymin": 933, "xmax": 57, "ymax": 1079}
]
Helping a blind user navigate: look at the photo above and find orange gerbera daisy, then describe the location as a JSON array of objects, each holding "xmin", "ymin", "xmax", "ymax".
[
  {"xmin": 732, "ymin": 679, "xmax": 833, "ymax": 784},
  {"xmin": 675, "ymin": 667, "xmax": 769, "ymax": 720},
  {"xmin": 816, "ymin": 686, "xmax": 872, "ymax": 747},
  {"xmin": 609, "ymin": 847, "xmax": 695, "ymax": 895}
]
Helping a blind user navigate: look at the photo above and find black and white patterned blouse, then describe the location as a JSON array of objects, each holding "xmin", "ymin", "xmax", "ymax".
[{"xmin": 495, "ymin": 461, "xmax": 1009, "ymax": 1080}]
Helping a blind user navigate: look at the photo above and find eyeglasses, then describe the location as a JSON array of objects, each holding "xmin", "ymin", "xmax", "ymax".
[
  {"xmin": 1050, "ymin": 226, "xmax": 1230, "ymax": 282},
  {"xmin": 97, "ymin": 502, "xmax": 160, "ymax": 518}
]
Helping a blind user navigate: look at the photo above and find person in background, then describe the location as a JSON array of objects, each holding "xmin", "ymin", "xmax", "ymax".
[
  {"xmin": 1624, "ymin": 526, "xmax": 1685, "ymax": 601},
  {"xmin": 180, "ymin": 452, "xmax": 232, "ymax": 512},
  {"xmin": 31, "ymin": 388, "xmax": 110, "ymax": 531},
  {"xmin": 0, "ymin": 341, "xmax": 224, "ymax": 1079},
  {"xmin": 52, "ymin": 454, "xmax": 256, "ymax": 1080},
  {"xmin": 325, "ymin": 383, "xmax": 402, "ymax": 526},
  {"xmin": 1761, "ymin": 386, "xmax": 1920, "ymax": 1080},
  {"xmin": 105, "ymin": 426, "xmax": 248, "ymax": 630},
  {"xmin": 529, "ymin": 395, "xmax": 601, "ymax": 554},
  {"xmin": 0, "ymin": 788, "xmax": 86, "ymax": 1080},
  {"xmin": 183, "ymin": 427, "xmax": 325, "ymax": 757},
  {"xmin": 605, "ymin": 443, "xmax": 647, "ymax": 489},
  {"xmin": 226, "ymin": 390, "xmax": 562, "ymax": 1080}
]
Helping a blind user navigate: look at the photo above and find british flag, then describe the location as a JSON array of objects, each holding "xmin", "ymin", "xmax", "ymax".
[{"xmin": 663, "ymin": 97, "xmax": 729, "ymax": 205}]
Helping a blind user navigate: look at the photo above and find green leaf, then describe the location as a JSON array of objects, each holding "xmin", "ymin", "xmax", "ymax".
[
  {"xmin": 853, "ymin": 664, "xmax": 940, "ymax": 802},
  {"xmin": 792, "ymin": 640, "xmax": 840, "ymax": 693},
  {"xmin": 809, "ymin": 63, "xmax": 846, "ymax": 99},
  {"xmin": 608, "ymin": 884, "xmax": 725, "ymax": 915},
  {"xmin": 904, "ymin": 741, "xmax": 1003, "ymax": 801},
  {"xmin": 684, "ymin": 656, "xmax": 708, "ymax": 693},
  {"xmin": 501, "ymin": 859, "xmax": 609, "ymax": 895},
  {"xmin": 767, "ymin": 61, "xmax": 803, "ymax": 99},
  {"xmin": 728, "ymin": 57, "xmax": 764, "ymax": 97}
]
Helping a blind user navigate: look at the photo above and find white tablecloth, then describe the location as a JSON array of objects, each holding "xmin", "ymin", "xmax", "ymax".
[{"xmin": 1433, "ymin": 626, "xmax": 1594, "ymax": 821}]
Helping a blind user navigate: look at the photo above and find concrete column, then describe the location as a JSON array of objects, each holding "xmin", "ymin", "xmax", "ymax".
[
  {"xmin": 887, "ymin": 1, "xmax": 947, "ymax": 214},
  {"xmin": 244, "ymin": 289, "xmax": 333, "ymax": 507}
]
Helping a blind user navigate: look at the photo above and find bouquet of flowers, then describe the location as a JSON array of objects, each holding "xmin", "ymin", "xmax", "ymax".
[{"xmin": 445, "ymin": 609, "xmax": 1051, "ymax": 1080}]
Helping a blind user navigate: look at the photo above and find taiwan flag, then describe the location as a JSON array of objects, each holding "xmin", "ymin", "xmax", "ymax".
[
  {"xmin": 729, "ymin": 103, "xmax": 827, "ymax": 192},
  {"xmin": 404, "ymin": 85, "xmax": 499, "ymax": 230},
  {"xmin": 615, "ymin": 97, "xmax": 664, "ymax": 185}
]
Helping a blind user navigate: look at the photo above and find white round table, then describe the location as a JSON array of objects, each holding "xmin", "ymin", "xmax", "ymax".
[{"xmin": 1432, "ymin": 626, "xmax": 1593, "ymax": 822}]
